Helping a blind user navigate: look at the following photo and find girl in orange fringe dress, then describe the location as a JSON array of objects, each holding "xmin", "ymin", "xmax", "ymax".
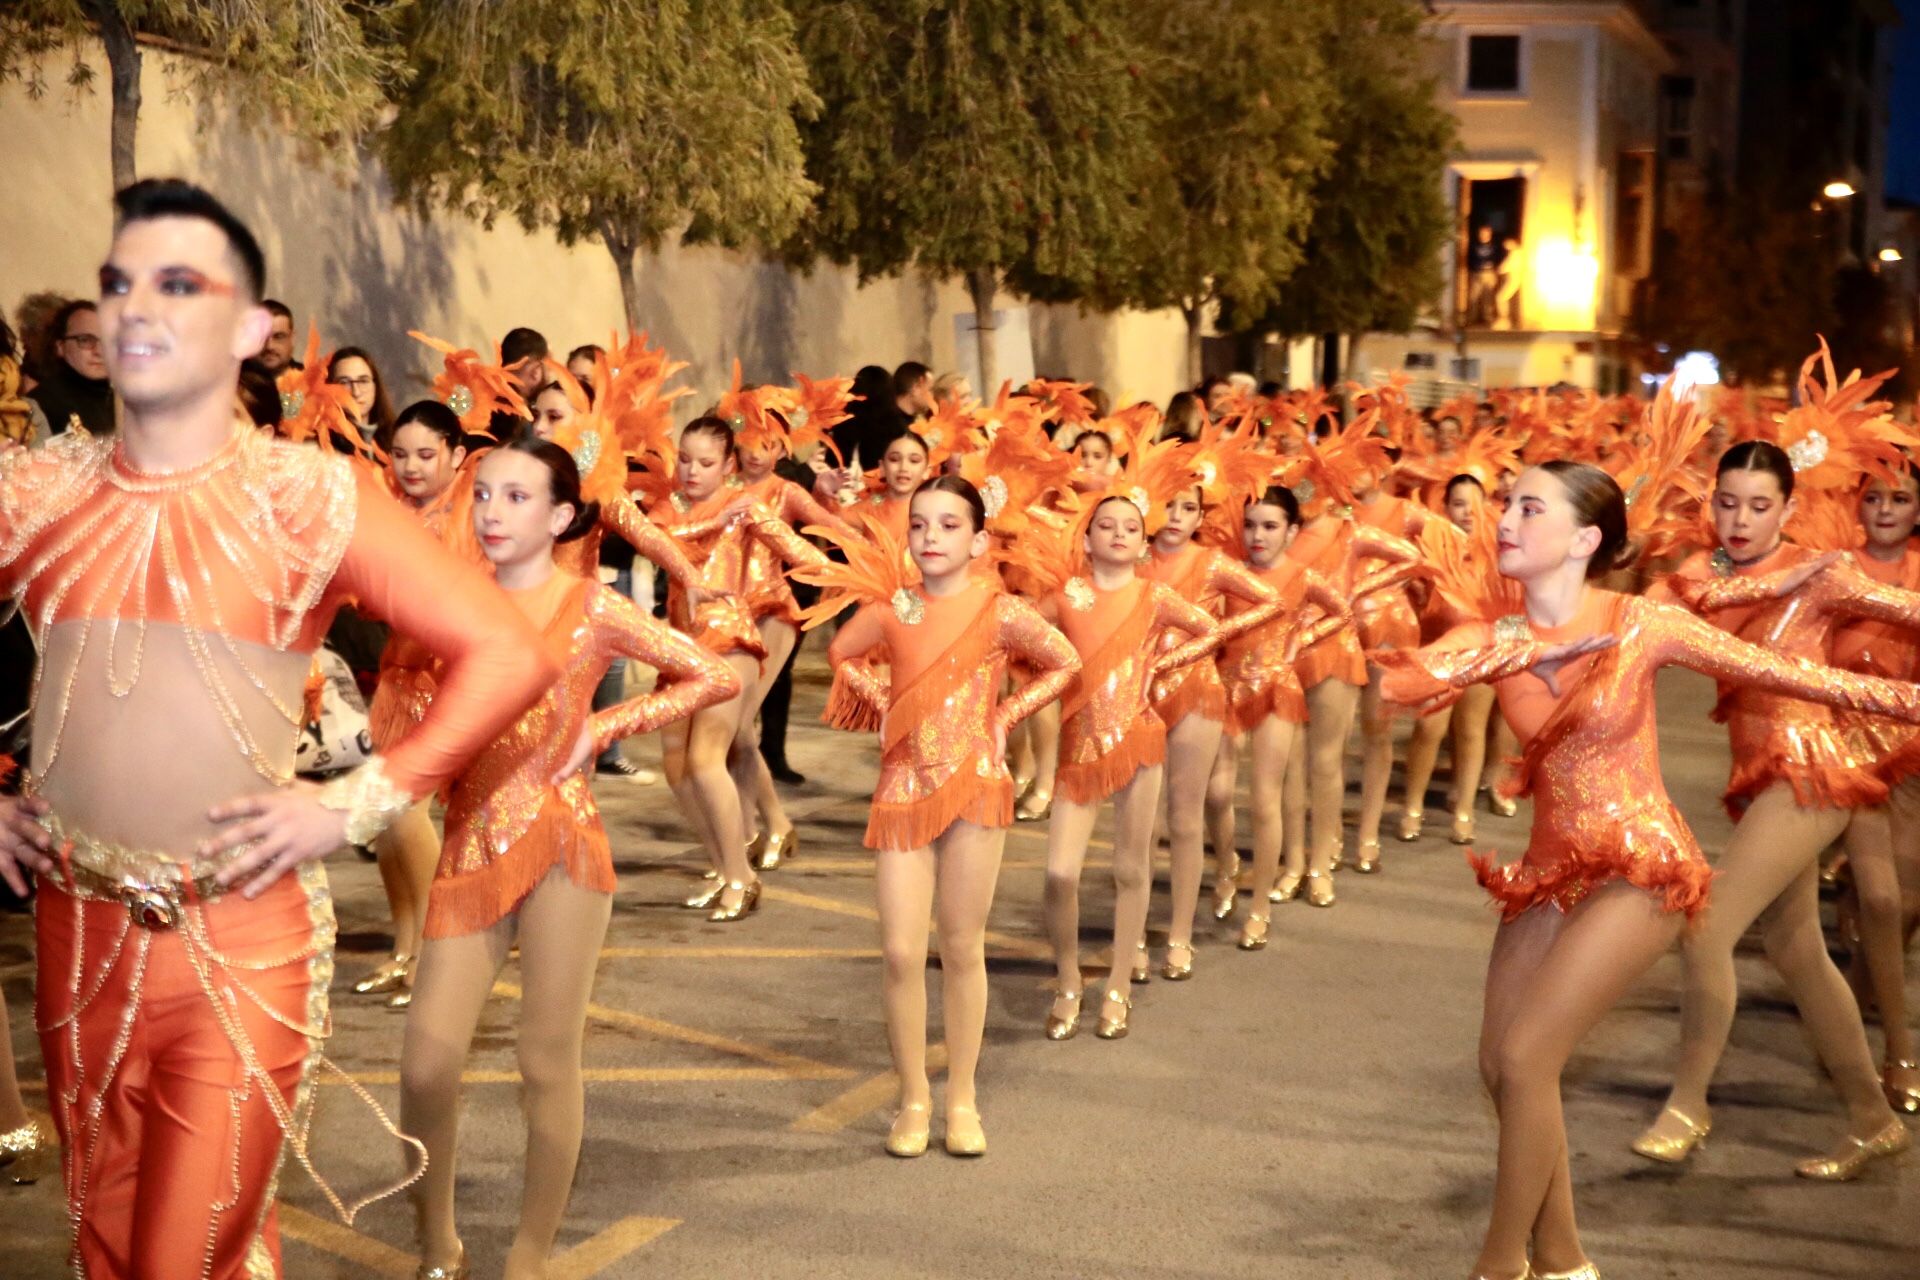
[
  {"xmin": 719, "ymin": 371, "xmax": 857, "ymax": 869},
  {"xmin": 1635, "ymin": 423, "xmax": 1918, "ymax": 1173},
  {"xmin": 1394, "ymin": 437, "xmax": 1526, "ymax": 848},
  {"xmin": 1829, "ymin": 467, "xmax": 1920, "ymax": 1114},
  {"xmin": 1139, "ymin": 425, "xmax": 1279, "ymax": 978},
  {"xmin": 1211, "ymin": 485, "xmax": 1351, "ymax": 950},
  {"xmin": 1373, "ymin": 457, "xmax": 1920, "ymax": 1280},
  {"xmin": 1277, "ymin": 416, "xmax": 1422, "ymax": 904},
  {"xmin": 644, "ymin": 417, "xmax": 830, "ymax": 921},
  {"xmin": 806, "ymin": 476, "xmax": 1078, "ymax": 1159},
  {"xmin": 1024, "ymin": 458, "xmax": 1222, "ymax": 1042},
  {"xmin": 354, "ymin": 400, "xmax": 483, "ymax": 1008},
  {"xmin": 400, "ymin": 438, "xmax": 739, "ymax": 1280}
]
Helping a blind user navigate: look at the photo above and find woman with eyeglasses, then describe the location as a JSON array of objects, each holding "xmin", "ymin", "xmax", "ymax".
[{"xmin": 325, "ymin": 345, "xmax": 395, "ymax": 445}]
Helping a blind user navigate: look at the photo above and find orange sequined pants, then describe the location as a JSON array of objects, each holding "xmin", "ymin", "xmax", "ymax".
[{"xmin": 35, "ymin": 875, "xmax": 324, "ymax": 1279}]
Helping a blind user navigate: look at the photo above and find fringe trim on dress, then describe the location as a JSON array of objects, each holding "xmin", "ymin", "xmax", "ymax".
[
  {"xmin": 424, "ymin": 795, "xmax": 614, "ymax": 938},
  {"xmin": 1055, "ymin": 721, "xmax": 1166, "ymax": 805},
  {"xmin": 865, "ymin": 766, "xmax": 1013, "ymax": 851}
]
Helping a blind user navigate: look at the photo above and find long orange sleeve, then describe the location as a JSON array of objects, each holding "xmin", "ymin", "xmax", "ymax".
[
  {"xmin": 587, "ymin": 589, "xmax": 742, "ymax": 751},
  {"xmin": 329, "ymin": 467, "xmax": 557, "ymax": 801}
]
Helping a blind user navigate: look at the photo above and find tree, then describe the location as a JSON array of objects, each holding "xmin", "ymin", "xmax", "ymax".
[
  {"xmin": 1067, "ymin": 0, "xmax": 1337, "ymax": 384},
  {"xmin": 1221, "ymin": 0, "xmax": 1454, "ymax": 387},
  {"xmin": 789, "ymin": 0, "xmax": 1157, "ymax": 391},
  {"xmin": 380, "ymin": 0, "xmax": 818, "ymax": 331},
  {"xmin": 1645, "ymin": 179, "xmax": 1841, "ymax": 388},
  {"xmin": 0, "ymin": 1, "xmax": 396, "ymax": 190}
]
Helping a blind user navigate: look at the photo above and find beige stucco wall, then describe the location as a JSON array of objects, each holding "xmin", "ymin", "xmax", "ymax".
[{"xmin": 0, "ymin": 41, "xmax": 1190, "ymax": 416}]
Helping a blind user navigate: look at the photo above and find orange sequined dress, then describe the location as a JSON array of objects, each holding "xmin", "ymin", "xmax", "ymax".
[
  {"xmin": 1831, "ymin": 546, "xmax": 1920, "ymax": 785},
  {"xmin": 0, "ymin": 425, "xmax": 553, "ymax": 1278},
  {"xmin": 1043, "ymin": 577, "xmax": 1220, "ymax": 804},
  {"xmin": 1662, "ymin": 544, "xmax": 1920, "ymax": 816},
  {"xmin": 825, "ymin": 578, "xmax": 1078, "ymax": 849},
  {"xmin": 1218, "ymin": 559, "xmax": 1351, "ymax": 735},
  {"xmin": 741, "ymin": 472, "xmax": 849, "ymax": 625},
  {"xmin": 1350, "ymin": 493, "xmax": 1427, "ymax": 650},
  {"xmin": 648, "ymin": 487, "xmax": 830, "ymax": 661},
  {"xmin": 1377, "ymin": 591, "xmax": 1920, "ymax": 921},
  {"xmin": 429, "ymin": 572, "xmax": 739, "ymax": 936},
  {"xmin": 1140, "ymin": 541, "xmax": 1279, "ymax": 727},
  {"xmin": 1285, "ymin": 513, "xmax": 1420, "ymax": 689},
  {"xmin": 555, "ymin": 489, "xmax": 702, "ymax": 591}
]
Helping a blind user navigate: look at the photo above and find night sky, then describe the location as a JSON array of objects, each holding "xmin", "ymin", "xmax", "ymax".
[{"xmin": 1890, "ymin": 0, "xmax": 1920, "ymax": 202}]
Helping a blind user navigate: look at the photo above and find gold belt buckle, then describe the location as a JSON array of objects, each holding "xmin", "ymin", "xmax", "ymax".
[{"xmin": 126, "ymin": 886, "xmax": 179, "ymax": 930}]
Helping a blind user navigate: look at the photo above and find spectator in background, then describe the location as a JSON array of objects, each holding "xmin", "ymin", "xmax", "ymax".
[
  {"xmin": 14, "ymin": 290, "xmax": 72, "ymax": 390},
  {"xmin": 29, "ymin": 299, "xmax": 115, "ymax": 435},
  {"xmin": 833, "ymin": 363, "xmax": 914, "ymax": 471},
  {"xmin": 258, "ymin": 299, "xmax": 300, "ymax": 374},
  {"xmin": 1225, "ymin": 372, "xmax": 1257, "ymax": 403},
  {"xmin": 1162, "ymin": 390, "xmax": 1203, "ymax": 441},
  {"xmin": 1198, "ymin": 375, "xmax": 1231, "ymax": 417},
  {"xmin": 1085, "ymin": 385, "xmax": 1112, "ymax": 420},
  {"xmin": 567, "ymin": 343, "xmax": 604, "ymax": 402},
  {"xmin": 893, "ymin": 361, "xmax": 934, "ymax": 423},
  {"xmin": 932, "ymin": 371, "xmax": 973, "ymax": 408},
  {"xmin": 237, "ymin": 358, "xmax": 283, "ymax": 430},
  {"xmin": 493, "ymin": 326, "xmax": 548, "ymax": 439},
  {"xmin": 326, "ymin": 345, "xmax": 396, "ymax": 442}
]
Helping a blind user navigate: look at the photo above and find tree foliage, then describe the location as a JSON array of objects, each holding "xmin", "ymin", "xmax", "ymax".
[
  {"xmin": 379, "ymin": 0, "xmax": 818, "ymax": 328},
  {"xmin": 1224, "ymin": 0, "xmax": 1454, "ymax": 341},
  {"xmin": 0, "ymin": 0, "xmax": 398, "ymax": 187},
  {"xmin": 1645, "ymin": 181, "xmax": 1841, "ymax": 387},
  {"xmin": 788, "ymin": 0, "xmax": 1158, "ymax": 386},
  {"xmin": 1077, "ymin": 0, "xmax": 1335, "ymax": 316}
]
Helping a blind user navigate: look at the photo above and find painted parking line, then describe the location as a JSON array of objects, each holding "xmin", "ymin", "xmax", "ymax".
[
  {"xmin": 790, "ymin": 1043, "xmax": 950, "ymax": 1134},
  {"xmin": 491, "ymin": 980, "xmax": 855, "ymax": 1080},
  {"xmin": 758, "ymin": 884, "xmax": 1051, "ymax": 961}
]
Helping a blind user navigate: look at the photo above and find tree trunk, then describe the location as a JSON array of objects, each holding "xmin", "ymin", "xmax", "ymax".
[
  {"xmin": 966, "ymin": 267, "xmax": 998, "ymax": 396},
  {"xmin": 90, "ymin": 1, "xmax": 141, "ymax": 190},
  {"xmin": 1318, "ymin": 331, "xmax": 1341, "ymax": 390},
  {"xmin": 598, "ymin": 218, "xmax": 642, "ymax": 332},
  {"xmin": 1342, "ymin": 333, "xmax": 1367, "ymax": 386},
  {"xmin": 1181, "ymin": 301, "xmax": 1204, "ymax": 387}
]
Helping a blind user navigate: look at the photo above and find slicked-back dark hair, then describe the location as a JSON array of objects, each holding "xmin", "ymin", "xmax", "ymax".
[{"xmin": 113, "ymin": 179, "xmax": 266, "ymax": 300}]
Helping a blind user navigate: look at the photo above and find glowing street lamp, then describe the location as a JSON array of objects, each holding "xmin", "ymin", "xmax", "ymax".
[
  {"xmin": 1879, "ymin": 246, "xmax": 1904, "ymax": 264},
  {"xmin": 1823, "ymin": 180, "xmax": 1858, "ymax": 200}
]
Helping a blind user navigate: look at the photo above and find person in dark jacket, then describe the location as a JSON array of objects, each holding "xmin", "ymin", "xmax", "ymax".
[{"xmin": 28, "ymin": 300, "xmax": 115, "ymax": 435}]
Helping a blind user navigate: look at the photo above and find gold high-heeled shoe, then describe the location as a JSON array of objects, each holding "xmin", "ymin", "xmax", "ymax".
[
  {"xmin": 353, "ymin": 954, "xmax": 413, "ymax": 996},
  {"xmin": 413, "ymin": 1245, "xmax": 469, "ymax": 1280},
  {"xmin": 1160, "ymin": 942, "xmax": 1194, "ymax": 981},
  {"xmin": 1046, "ymin": 988, "xmax": 1083, "ymax": 1041},
  {"xmin": 1396, "ymin": 809, "xmax": 1423, "ymax": 842},
  {"xmin": 1794, "ymin": 1117, "xmax": 1911, "ymax": 1180},
  {"xmin": 944, "ymin": 1105, "xmax": 987, "ymax": 1157},
  {"xmin": 1530, "ymin": 1263, "xmax": 1602, "ymax": 1280},
  {"xmin": 1305, "ymin": 870, "xmax": 1335, "ymax": 908},
  {"xmin": 1094, "ymin": 988, "xmax": 1132, "ymax": 1040},
  {"xmin": 387, "ymin": 986, "xmax": 413, "ymax": 1010},
  {"xmin": 0, "ymin": 1120, "xmax": 52, "ymax": 1185},
  {"xmin": 1269, "ymin": 870, "xmax": 1303, "ymax": 903},
  {"xmin": 1130, "ymin": 941, "xmax": 1151, "ymax": 984},
  {"xmin": 754, "ymin": 828, "xmax": 797, "ymax": 871},
  {"xmin": 684, "ymin": 870, "xmax": 725, "ymax": 909},
  {"xmin": 886, "ymin": 1102, "xmax": 932, "ymax": 1158},
  {"xmin": 1487, "ymin": 792, "xmax": 1518, "ymax": 819},
  {"xmin": 1237, "ymin": 914, "xmax": 1270, "ymax": 951},
  {"xmin": 708, "ymin": 878, "xmax": 762, "ymax": 923},
  {"xmin": 1450, "ymin": 812, "xmax": 1475, "ymax": 845},
  {"xmin": 1211, "ymin": 876, "xmax": 1238, "ymax": 921},
  {"xmin": 1883, "ymin": 1060, "xmax": 1920, "ymax": 1114},
  {"xmin": 1015, "ymin": 789, "xmax": 1052, "ymax": 822},
  {"xmin": 1354, "ymin": 839, "xmax": 1381, "ymax": 874},
  {"xmin": 1630, "ymin": 1106, "xmax": 1710, "ymax": 1163}
]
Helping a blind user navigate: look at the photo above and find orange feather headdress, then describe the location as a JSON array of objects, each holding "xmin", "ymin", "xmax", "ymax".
[
  {"xmin": 409, "ymin": 331, "xmax": 527, "ymax": 437},
  {"xmin": 1025, "ymin": 379, "xmax": 1099, "ymax": 433},
  {"xmin": 535, "ymin": 356, "xmax": 630, "ymax": 510},
  {"xmin": 277, "ymin": 327, "xmax": 382, "ymax": 460},
  {"xmin": 1290, "ymin": 407, "xmax": 1393, "ymax": 518},
  {"xmin": 955, "ymin": 408, "xmax": 1076, "ymax": 540},
  {"xmin": 713, "ymin": 360, "xmax": 803, "ymax": 459},
  {"xmin": 1771, "ymin": 337, "xmax": 1913, "ymax": 494},
  {"xmin": 790, "ymin": 510, "xmax": 917, "ymax": 631}
]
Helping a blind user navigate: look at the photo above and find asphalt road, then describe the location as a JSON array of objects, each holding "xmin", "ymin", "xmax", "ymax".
[{"xmin": 2, "ymin": 657, "xmax": 1915, "ymax": 1278}]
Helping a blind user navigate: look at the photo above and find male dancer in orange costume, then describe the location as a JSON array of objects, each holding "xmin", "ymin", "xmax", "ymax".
[{"xmin": 0, "ymin": 181, "xmax": 552, "ymax": 1278}]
